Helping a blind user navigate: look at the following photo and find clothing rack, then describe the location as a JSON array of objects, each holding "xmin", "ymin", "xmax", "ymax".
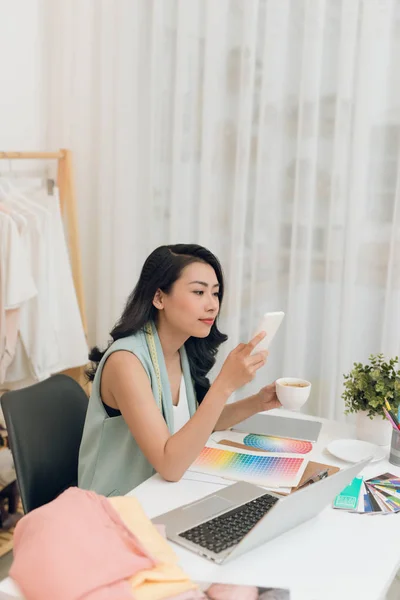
[{"xmin": 0, "ymin": 149, "xmax": 88, "ymax": 388}]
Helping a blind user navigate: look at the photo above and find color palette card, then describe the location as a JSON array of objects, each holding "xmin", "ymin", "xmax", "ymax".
[
  {"xmin": 189, "ymin": 446, "xmax": 307, "ymax": 488},
  {"xmin": 211, "ymin": 431, "xmax": 313, "ymax": 455},
  {"xmin": 243, "ymin": 433, "xmax": 313, "ymax": 454},
  {"xmin": 333, "ymin": 477, "xmax": 363, "ymax": 510}
]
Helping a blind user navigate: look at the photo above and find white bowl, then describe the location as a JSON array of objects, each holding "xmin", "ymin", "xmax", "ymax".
[{"xmin": 276, "ymin": 377, "xmax": 311, "ymax": 410}]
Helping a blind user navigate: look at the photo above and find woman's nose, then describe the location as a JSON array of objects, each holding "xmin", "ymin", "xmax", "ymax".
[{"xmin": 206, "ymin": 294, "xmax": 219, "ymax": 312}]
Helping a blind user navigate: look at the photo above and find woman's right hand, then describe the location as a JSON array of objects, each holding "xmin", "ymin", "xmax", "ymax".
[{"xmin": 216, "ymin": 331, "xmax": 268, "ymax": 394}]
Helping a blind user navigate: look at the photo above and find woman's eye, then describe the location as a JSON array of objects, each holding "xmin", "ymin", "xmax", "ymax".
[{"xmin": 193, "ymin": 290, "xmax": 219, "ymax": 298}]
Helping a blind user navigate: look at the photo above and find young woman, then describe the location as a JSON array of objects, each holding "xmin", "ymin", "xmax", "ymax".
[{"xmin": 78, "ymin": 244, "xmax": 280, "ymax": 496}]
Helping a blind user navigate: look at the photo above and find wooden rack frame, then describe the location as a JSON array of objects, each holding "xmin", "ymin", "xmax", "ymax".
[{"xmin": 0, "ymin": 149, "xmax": 88, "ymax": 387}]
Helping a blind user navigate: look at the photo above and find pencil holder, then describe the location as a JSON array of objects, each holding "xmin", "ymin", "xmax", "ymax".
[{"xmin": 389, "ymin": 428, "xmax": 400, "ymax": 467}]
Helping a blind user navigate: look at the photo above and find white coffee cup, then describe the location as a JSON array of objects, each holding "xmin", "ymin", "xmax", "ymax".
[{"xmin": 276, "ymin": 377, "xmax": 311, "ymax": 410}]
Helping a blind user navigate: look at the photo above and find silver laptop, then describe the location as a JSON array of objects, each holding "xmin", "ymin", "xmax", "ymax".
[
  {"xmin": 233, "ymin": 413, "xmax": 322, "ymax": 442},
  {"xmin": 153, "ymin": 458, "xmax": 370, "ymax": 564}
]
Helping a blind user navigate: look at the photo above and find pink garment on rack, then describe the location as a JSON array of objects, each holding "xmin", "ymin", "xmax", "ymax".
[
  {"xmin": 10, "ymin": 488, "xmax": 157, "ymax": 600},
  {"xmin": 0, "ymin": 307, "xmax": 19, "ymax": 383},
  {"xmin": 0, "ymin": 206, "xmax": 20, "ymax": 383}
]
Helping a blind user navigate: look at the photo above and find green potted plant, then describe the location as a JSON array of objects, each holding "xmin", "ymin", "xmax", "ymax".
[{"xmin": 342, "ymin": 354, "xmax": 400, "ymax": 445}]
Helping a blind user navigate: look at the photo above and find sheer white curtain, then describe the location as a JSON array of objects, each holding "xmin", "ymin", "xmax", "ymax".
[{"xmin": 44, "ymin": 0, "xmax": 400, "ymax": 420}]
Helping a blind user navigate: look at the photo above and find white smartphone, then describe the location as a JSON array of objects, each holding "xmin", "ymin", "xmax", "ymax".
[{"xmin": 252, "ymin": 311, "xmax": 285, "ymax": 352}]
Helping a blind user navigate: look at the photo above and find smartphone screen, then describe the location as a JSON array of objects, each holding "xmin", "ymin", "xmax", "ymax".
[{"xmin": 253, "ymin": 311, "xmax": 285, "ymax": 351}]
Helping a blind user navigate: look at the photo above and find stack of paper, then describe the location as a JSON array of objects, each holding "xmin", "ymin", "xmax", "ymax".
[{"xmin": 188, "ymin": 431, "xmax": 312, "ymax": 489}]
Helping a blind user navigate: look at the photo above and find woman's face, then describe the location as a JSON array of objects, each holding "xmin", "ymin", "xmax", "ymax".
[{"xmin": 156, "ymin": 261, "xmax": 220, "ymax": 338}]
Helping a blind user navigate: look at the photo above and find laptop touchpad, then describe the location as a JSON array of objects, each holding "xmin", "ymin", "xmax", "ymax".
[{"xmin": 182, "ymin": 495, "xmax": 233, "ymax": 522}]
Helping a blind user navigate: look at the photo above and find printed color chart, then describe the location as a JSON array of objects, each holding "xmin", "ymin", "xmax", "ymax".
[
  {"xmin": 243, "ymin": 434, "xmax": 312, "ymax": 454},
  {"xmin": 190, "ymin": 446, "xmax": 305, "ymax": 487}
]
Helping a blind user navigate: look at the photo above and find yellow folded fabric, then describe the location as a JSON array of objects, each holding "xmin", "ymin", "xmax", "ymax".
[
  {"xmin": 109, "ymin": 496, "xmax": 197, "ymax": 600},
  {"xmin": 131, "ymin": 577, "xmax": 196, "ymax": 600}
]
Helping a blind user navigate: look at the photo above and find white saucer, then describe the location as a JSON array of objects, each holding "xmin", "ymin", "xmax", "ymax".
[{"xmin": 326, "ymin": 439, "xmax": 386, "ymax": 463}]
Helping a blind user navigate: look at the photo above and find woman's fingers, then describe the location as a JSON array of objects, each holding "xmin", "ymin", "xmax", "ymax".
[
  {"xmin": 243, "ymin": 331, "xmax": 266, "ymax": 354},
  {"xmin": 247, "ymin": 350, "xmax": 268, "ymax": 367}
]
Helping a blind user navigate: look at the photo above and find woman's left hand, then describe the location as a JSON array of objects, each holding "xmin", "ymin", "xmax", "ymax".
[{"xmin": 257, "ymin": 381, "xmax": 281, "ymax": 411}]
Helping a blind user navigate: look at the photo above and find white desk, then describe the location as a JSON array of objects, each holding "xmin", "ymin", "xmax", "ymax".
[{"xmin": 1, "ymin": 410, "xmax": 400, "ymax": 600}]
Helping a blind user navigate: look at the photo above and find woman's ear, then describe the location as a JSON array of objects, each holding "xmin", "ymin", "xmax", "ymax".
[{"xmin": 152, "ymin": 289, "xmax": 164, "ymax": 310}]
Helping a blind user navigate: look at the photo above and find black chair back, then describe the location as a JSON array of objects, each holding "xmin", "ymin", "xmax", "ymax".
[{"xmin": 1, "ymin": 374, "xmax": 88, "ymax": 513}]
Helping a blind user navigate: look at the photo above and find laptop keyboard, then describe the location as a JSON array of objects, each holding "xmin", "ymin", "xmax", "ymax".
[{"xmin": 178, "ymin": 493, "xmax": 279, "ymax": 554}]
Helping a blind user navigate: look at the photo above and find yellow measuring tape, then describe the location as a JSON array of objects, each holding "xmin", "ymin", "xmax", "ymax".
[{"xmin": 144, "ymin": 322, "xmax": 163, "ymax": 412}]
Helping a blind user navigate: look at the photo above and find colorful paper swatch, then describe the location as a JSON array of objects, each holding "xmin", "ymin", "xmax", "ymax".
[
  {"xmin": 333, "ymin": 477, "xmax": 363, "ymax": 510},
  {"xmin": 243, "ymin": 434, "xmax": 312, "ymax": 454},
  {"xmin": 190, "ymin": 446, "xmax": 305, "ymax": 487}
]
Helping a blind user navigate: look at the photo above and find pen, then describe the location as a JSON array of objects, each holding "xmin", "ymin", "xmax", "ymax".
[
  {"xmin": 298, "ymin": 469, "xmax": 329, "ymax": 489},
  {"xmin": 383, "ymin": 406, "xmax": 399, "ymax": 430},
  {"xmin": 384, "ymin": 400, "xmax": 400, "ymax": 430}
]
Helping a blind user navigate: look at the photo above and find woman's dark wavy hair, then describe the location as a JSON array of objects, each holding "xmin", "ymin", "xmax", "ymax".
[{"xmin": 86, "ymin": 244, "xmax": 228, "ymax": 403}]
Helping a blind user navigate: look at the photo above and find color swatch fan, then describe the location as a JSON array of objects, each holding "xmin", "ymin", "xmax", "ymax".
[{"xmin": 333, "ymin": 472, "xmax": 400, "ymax": 514}]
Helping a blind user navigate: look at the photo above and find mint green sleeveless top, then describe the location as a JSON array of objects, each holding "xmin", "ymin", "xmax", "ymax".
[{"xmin": 78, "ymin": 321, "xmax": 198, "ymax": 496}]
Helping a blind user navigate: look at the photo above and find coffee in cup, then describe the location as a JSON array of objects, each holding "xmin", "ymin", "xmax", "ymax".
[
  {"xmin": 276, "ymin": 377, "xmax": 311, "ymax": 410},
  {"xmin": 281, "ymin": 382, "xmax": 309, "ymax": 388}
]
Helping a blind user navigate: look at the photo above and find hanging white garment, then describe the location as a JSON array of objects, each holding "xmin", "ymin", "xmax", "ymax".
[
  {"xmin": 0, "ymin": 211, "xmax": 37, "ymax": 384},
  {"xmin": 1, "ymin": 179, "xmax": 88, "ymax": 388},
  {"xmin": 2, "ymin": 186, "xmax": 59, "ymax": 383},
  {"xmin": 31, "ymin": 185, "xmax": 88, "ymax": 372}
]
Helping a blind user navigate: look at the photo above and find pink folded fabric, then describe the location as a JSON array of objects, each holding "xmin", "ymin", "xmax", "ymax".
[{"xmin": 10, "ymin": 488, "xmax": 157, "ymax": 600}]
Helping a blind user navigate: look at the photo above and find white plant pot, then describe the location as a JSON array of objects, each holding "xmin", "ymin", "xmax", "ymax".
[{"xmin": 356, "ymin": 411, "xmax": 392, "ymax": 446}]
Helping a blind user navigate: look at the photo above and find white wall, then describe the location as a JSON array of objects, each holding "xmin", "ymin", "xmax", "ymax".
[{"xmin": 0, "ymin": 0, "xmax": 45, "ymax": 167}]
